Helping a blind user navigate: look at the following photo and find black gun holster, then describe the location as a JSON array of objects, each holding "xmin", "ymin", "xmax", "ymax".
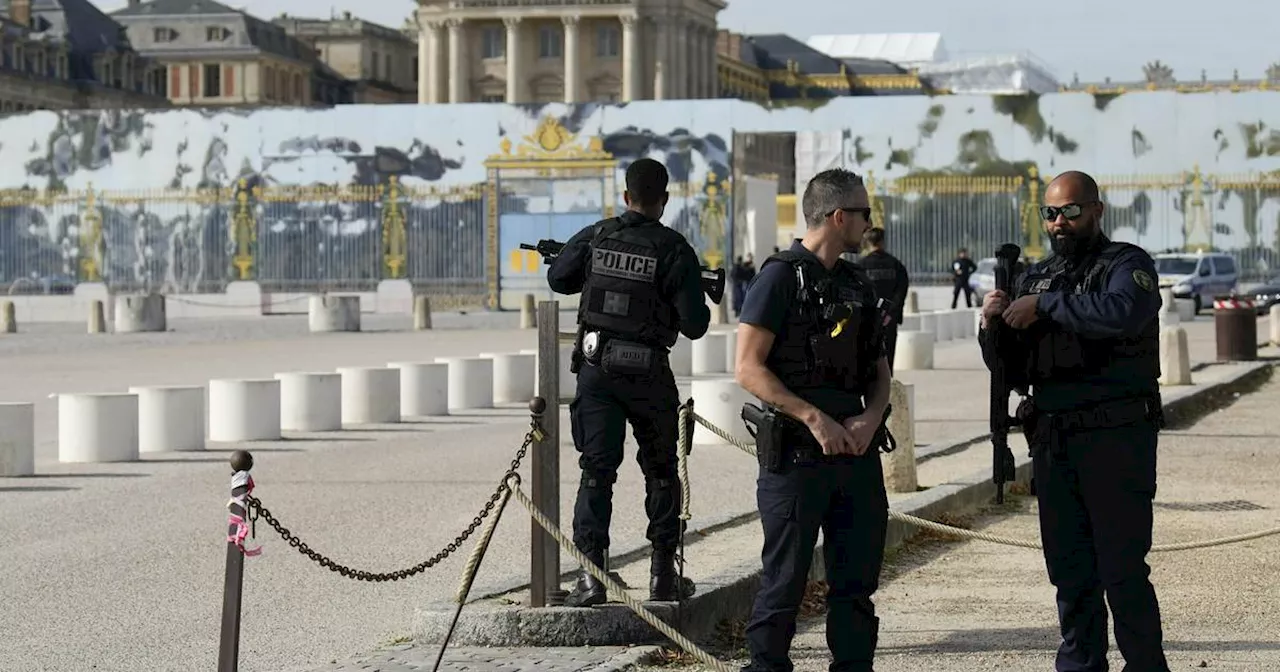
[{"xmin": 741, "ymin": 402, "xmax": 786, "ymax": 473}]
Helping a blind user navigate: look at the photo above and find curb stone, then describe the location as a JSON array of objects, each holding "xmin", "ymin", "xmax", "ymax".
[{"xmin": 412, "ymin": 360, "xmax": 1273, "ymax": 650}]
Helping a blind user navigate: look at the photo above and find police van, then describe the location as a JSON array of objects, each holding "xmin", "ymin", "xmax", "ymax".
[{"xmin": 1153, "ymin": 251, "xmax": 1239, "ymax": 314}]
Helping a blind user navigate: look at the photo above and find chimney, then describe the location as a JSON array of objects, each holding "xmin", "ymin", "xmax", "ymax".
[{"xmin": 10, "ymin": 0, "xmax": 30, "ymax": 27}]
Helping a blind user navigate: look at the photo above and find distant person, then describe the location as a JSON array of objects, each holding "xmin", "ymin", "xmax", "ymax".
[
  {"xmin": 856, "ymin": 227, "xmax": 910, "ymax": 369},
  {"xmin": 731, "ymin": 253, "xmax": 757, "ymax": 315},
  {"xmin": 951, "ymin": 247, "xmax": 977, "ymax": 308}
]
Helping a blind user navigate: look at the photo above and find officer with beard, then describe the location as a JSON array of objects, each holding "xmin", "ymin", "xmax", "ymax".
[
  {"xmin": 979, "ymin": 170, "xmax": 1170, "ymax": 672},
  {"xmin": 735, "ymin": 168, "xmax": 892, "ymax": 672},
  {"xmin": 547, "ymin": 157, "xmax": 709, "ymax": 607}
]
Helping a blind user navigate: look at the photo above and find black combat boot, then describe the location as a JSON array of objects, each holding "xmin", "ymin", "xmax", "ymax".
[
  {"xmin": 649, "ymin": 548, "xmax": 696, "ymax": 601},
  {"xmin": 564, "ymin": 548, "xmax": 607, "ymax": 607}
]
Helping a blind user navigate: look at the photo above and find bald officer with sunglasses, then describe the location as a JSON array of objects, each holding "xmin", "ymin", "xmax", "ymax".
[{"xmin": 979, "ymin": 170, "xmax": 1169, "ymax": 671}]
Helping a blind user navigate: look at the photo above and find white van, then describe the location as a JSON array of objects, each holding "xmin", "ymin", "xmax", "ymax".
[{"xmin": 1153, "ymin": 252, "xmax": 1239, "ymax": 313}]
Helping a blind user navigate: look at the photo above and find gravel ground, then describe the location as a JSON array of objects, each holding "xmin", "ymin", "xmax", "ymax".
[{"xmin": 636, "ymin": 368, "xmax": 1280, "ymax": 672}]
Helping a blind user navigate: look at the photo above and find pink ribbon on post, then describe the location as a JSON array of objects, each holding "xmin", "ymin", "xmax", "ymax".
[{"xmin": 227, "ymin": 471, "xmax": 263, "ymax": 557}]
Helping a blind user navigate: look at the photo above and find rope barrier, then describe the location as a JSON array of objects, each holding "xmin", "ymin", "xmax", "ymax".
[
  {"xmin": 677, "ymin": 401, "xmax": 693, "ymax": 522},
  {"xmin": 506, "ymin": 476, "xmax": 734, "ymax": 672},
  {"xmin": 686, "ymin": 409, "xmax": 1280, "ymax": 552}
]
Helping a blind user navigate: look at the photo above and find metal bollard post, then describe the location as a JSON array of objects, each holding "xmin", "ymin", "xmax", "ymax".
[
  {"xmin": 1213, "ymin": 295, "xmax": 1258, "ymax": 362},
  {"xmin": 530, "ymin": 299, "xmax": 563, "ymax": 607},
  {"xmin": 217, "ymin": 450, "xmax": 254, "ymax": 672}
]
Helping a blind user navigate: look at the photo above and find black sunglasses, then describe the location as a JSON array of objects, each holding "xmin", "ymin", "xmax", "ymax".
[
  {"xmin": 1039, "ymin": 202, "xmax": 1094, "ymax": 221},
  {"xmin": 826, "ymin": 207, "xmax": 873, "ymax": 224}
]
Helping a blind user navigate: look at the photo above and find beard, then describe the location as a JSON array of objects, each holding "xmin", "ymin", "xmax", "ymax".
[{"xmin": 1048, "ymin": 220, "xmax": 1098, "ymax": 258}]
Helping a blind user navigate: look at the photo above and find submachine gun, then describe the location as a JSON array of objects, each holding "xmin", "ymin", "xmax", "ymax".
[
  {"xmin": 988, "ymin": 243, "xmax": 1023, "ymax": 504},
  {"xmin": 521, "ymin": 238, "xmax": 726, "ymax": 304}
]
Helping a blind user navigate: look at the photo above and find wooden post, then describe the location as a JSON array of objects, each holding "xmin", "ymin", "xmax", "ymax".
[{"xmin": 530, "ymin": 300, "xmax": 561, "ymax": 606}]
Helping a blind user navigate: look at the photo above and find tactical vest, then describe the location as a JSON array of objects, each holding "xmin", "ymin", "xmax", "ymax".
[
  {"xmin": 579, "ymin": 217, "xmax": 679, "ymax": 347},
  {"xmin": 1017, "ymin": 241, "xmax": 1159, "ymax": 383},
  {"xmin": 763, "ymin": 251, "xmax": 884, "ymax": 391}
]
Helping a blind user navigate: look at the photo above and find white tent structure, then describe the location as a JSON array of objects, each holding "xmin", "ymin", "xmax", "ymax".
[
  {"xmin": 806, "ymin": 33, "xmax": 947, "ymax": 69},
  {"xmin": 806, "ymin": 33, "xmax": 1060, "ymax": 94}
]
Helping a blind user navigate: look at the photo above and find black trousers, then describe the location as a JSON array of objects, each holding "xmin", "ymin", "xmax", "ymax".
[
  {"xmin": 743, "ymin": 453, "xmax": 888, "ymax": 672},
  {"xmin": 883, "ymin": 324, "xmax": 899, "ymax": 372},
  {"xmin": 1031, "ymin": 418, "xmax": 1170, "ymax": 672},
  {"xmin": 569, "ymin": 361, "xmax": 682, "ymax": 555},
  {"xmin": 951, "ymin": 282, "xmax": 974, "ymax": 308}
]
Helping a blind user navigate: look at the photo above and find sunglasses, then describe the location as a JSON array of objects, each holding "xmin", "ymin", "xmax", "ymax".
[
  {"xmin": 827, "ymin": 207, "xmax": 873, "ymax": 225},
  {"xmin": 1039, "ymin": 203, "xmax": 1093, "ymax": 221}
]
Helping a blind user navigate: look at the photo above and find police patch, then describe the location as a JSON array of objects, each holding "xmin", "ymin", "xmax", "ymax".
[
  {"xmin": 1132, "ymin": 269, "xmax": 1155, "ymax": 292},
  {"xmin": 592, "ymin": 248, "xmax": 658, "ymax": 282}
]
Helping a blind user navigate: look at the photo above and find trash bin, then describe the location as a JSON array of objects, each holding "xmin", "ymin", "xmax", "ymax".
[{"xmin": 1213, "ymin": 295, "xmax": 1257, "ymax": 362}]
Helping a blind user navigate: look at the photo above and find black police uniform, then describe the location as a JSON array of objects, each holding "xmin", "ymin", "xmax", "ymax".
[
  {"xmin": 856, "ymin": 248, "xmax": 909, "ymax": 369},
  {"xmin": 738, "ymin": 240, "xmax": 891, "ymax": 672},
  {"xmin": 547, "ymin": 209, "xmax": 710, "ymax": 607},
  {"xmin": 979, "ymin": 235, "xmax": 1170, "ymax": 672}
]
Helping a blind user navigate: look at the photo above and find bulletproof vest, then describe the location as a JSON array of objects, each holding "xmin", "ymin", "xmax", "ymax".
[
  {"xmin": 579, "ymin": 217, "xmax": 679, "ymax": 347},
  {"xmin": 1017, "ymin": 241, "xmax": 1159, "ymax": 383},
  {"xmin": 763, "ymin": 251, "xmax": 884, "ymax": 391}
]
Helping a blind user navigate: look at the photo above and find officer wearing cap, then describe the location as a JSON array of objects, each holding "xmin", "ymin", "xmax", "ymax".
[
  {"xmin": 547, "ymin": 157, "xmax": 710, "ymax": 607},
  {"xmin": 979, "ymin": 170, "xmax": 1169, "ymax": 671},
  {"xmin": 735, "ymin": 168, "xmax": 893, "ymax": 671},
  {"xmin": 855, "ymin": 227, "xmax": 909, "ymax": 369}
]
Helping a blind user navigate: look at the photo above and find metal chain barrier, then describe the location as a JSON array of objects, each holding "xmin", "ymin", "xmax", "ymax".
[
  {"xmin": 165, "ymin": 294, "xmax": 313, "ymax": 309},
  {"xmin": 243, "ymin": 422, "xmax": 539, "ymax": 582},
  {"xmin": 687, "ymin": 409, "xmax": 1280, "ymax": 553}
]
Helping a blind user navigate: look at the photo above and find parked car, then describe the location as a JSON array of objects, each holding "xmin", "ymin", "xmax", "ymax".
[
  {"xmin": 1248, "ymin": 276, "xmax": 1280, "ymax": 315},
  {"xmin": 969, "ymin": 257, "xmax": 996, "ymax": 300},
  {"xmin": 1153, "ymin": 252, "xmax": 1239, "ymax": 314}
]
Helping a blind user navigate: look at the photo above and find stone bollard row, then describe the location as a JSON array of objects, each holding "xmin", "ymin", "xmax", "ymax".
[{"xmin": 1159, "ymin": 326, "xmax": 1192, "ymax": 386}]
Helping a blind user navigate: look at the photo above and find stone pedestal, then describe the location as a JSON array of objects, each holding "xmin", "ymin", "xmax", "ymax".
[{"xmin": 882, "ymin": 380, "xmax": 917, "ymax": 493}]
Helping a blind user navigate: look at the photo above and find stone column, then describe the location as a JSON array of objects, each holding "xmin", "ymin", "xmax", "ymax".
[
  {"xmin": 562, "ymin": 16, "xmax": 580, "ymax": 102},
  {"xmin": 620, "ymin": 14, "xmax": 638, "ymax": 101},
  {"xmin": 504, "ymin": 16, "xmax": 521, "ymax": 103},
  {"xmin": 674, "ymin": 15, "xmax": 688, "ymax": 98},
  {"xmin": 653, "ymin": 17, "xmax": 669, "ymax": 100},
  {"xmin": 691, "ymin": 26, "xmax": 703, "ymax": 99},
  {"xmin": 416, "ymin": 21, "xmax": 430, "ymax": 103},
  {"xmin": 706, "ymin": 26, "xmax": 719, "ymax": 98},
  {"xmin": 447, "ymin": 18, "xmax": 466, "ymax": 103}
]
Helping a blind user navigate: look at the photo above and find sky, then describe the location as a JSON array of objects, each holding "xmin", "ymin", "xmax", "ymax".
[{"xmin": 92, "ymin": 0, "xmax": 1279, "ymax": 83}]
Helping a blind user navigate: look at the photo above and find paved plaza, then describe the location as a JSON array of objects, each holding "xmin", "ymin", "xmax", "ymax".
[{"xmin": 0, "ymin": 311, "xmax": 1271, "ymax": 672}]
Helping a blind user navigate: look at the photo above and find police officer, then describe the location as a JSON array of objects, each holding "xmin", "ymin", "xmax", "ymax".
[
  {"xmin": 546, "ymin": 157, "xmax": 710, "ymax": 607},
  {"xmin": 856, "ymin": 227, "xmax": 910, "ymax": 370},
  {"xmin": 979, "ymin": 170, "xmax": 1170, "ymax": 671},
  {"xmin": 735, "ymin": 168, "xmax": 892, "ymax": 672}
]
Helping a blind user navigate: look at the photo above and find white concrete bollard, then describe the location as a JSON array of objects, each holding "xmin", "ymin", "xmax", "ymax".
[
  {"xmin": 669, "ymin": 338, "xmax": 693, "ymax": 376},
  {"xmin": 309, "ymin": 295, "xmax": 361, "ymax": 332},
  {"xmin": 895, "ymin": 331, "xmax": 935, "ymax": 370},
  {"xmin": 338, "ymin": 366, "xmax": 401, "ymax": 424},
  {"xmin": 723, "ymin": 329, "xmax": 738, "ymax": 375},
  {"xmin": 114, "ymin": 294, "xmax": 166, "ymax": 333},
  {"xmin": 57, "ymin": 393, "xmax": 139, "ymax": 463},
  {"xmin": 520, "ymin": 294, "xmax": 536, "ymax": 329},
  {"xmin": 441, "ymin": 357, "xmax": 495, "ymax": 409},
  {"xmin": 1159, "ymin": 326, "xmax": 1192, "ymax": 386},
  {"xmin": 882, "ymin": 379, "xmax": 917, "ymax": 493},
  {"xmin": 390, "ymin": 362, "xmax": 449, "ymax": 417},
  {"xmin": 129, "ymin": 385, "xmax": 205, "ymax": 453},
  {"xmin": 917, "ymin": 312, "xmax": 939, "ymax": 340},
  {"xmin": 0, "ymin": 402, "xmax": 35, "ymax": 476},
  {"xmin": 1160, "ymin": 288, "xmax": 1176, "ymax": 314},
  {"xmin": 901, "ymin": 314, "xmax": 921, "ymax": 332},
  {"xmin": 951, "ymin": 309, "xmax": 975, "ymax": 339},
  {"xmin": 413, "ymin": 295, "xmax": 433, "ymax": 330},
  {"xmin": 88, "ymin": 300, "xmax": 106, "ymax": 334},
  {"xmin": 275, "ymin": 372, "xmax": 342, "ymax": 431},
  {"xmin": 1272, "ymin": 305, "xmax": 1280, "ymax": 346},
  {"xmin": 973, "ymin": 309, "xmax": 985, "ymax": 337},
  {"xmin": 208, "ymin": 379, "xmax": 281, "ymax": 442},
  {"xmin": 904, "ymin": 290, "xmax": 919, "ymax": 315},
  {"xmin": 692, "ymin": 332, "xmax": 728, "ymax": 375},
  {"xmin": 1, "ymin": 300, "xmax": 15, "ymax": 333},
  {"xmin": 1175, "ymin": 298, "xmax": 1196, "ymax": 321},
  {"xmin": 1158, "ymin": 307, "xmax": 1181, "ymax": 328},
  {"xmin": 482, "ymin": 352, "xmax": 535, "ymax": 404},
  {"xmin": 934, "ymin": 311, "xmax": 955, "ymax": 342},
  {"xmin": 690, "ymin": 379, "xmax": 758, "ymax": 446}
]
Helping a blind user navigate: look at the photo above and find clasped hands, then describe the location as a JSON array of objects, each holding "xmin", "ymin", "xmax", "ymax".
[
  {"xmin": 982, "ymin": 290, "xmax": 1040, "ymax": 330},
  {"xmin": 808, "ymin": 411, "xmax": 879, "ymax": 457}
]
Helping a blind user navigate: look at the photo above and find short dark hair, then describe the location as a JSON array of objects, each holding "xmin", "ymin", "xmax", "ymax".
[
  {"xmin": 864, "ymin": 227, "xmax": 885, "ymax": 247},
  {"xmin": 625, "ymin": 158, "xmax": 669, "ymax": 206},
  {"xmin": 802, "ymin": 168, "xmax": 864, "ymax": 229}
]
